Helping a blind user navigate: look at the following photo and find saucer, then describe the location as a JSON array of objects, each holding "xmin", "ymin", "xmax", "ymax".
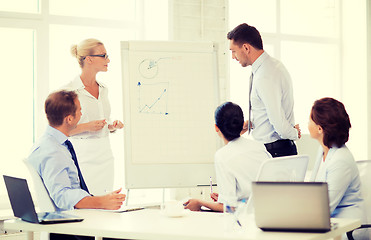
[{"xmin": 161, "ymin": 209, "xmax": 189, "ymax": 218}]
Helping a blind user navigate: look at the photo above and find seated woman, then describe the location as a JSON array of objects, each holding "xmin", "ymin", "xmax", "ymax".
[
  {"xmin": 184, "ymin": 102, "xmax": 272, "ymax": 212},
  {"xmin": 308, "ymin": 97, "xmax": 366, "ymax": 221}
]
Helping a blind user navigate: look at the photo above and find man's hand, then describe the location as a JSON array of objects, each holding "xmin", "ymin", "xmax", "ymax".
[
  {"xmin": 240, "ymin": 120, "xmax": 252, "ymax": 135},
  {"xmin": 75, "ymin": 188, "xmax": 126, "ymax": 210},
  {"xmin": 100, "ymin": 188, "xmax": 126, "ymax": 210},
  {"xmin": 294, "ymin": 124, "xmax": 301, "ymax": 139}
]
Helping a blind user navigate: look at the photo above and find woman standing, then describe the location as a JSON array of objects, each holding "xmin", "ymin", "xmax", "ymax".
[{"xmin": 65, "ymin": 38, "xmax": 123, "ymax": 195}]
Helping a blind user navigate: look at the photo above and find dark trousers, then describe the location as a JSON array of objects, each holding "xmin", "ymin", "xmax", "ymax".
[
  {"xmin": 264, "ymin": 139, "xmax": 297, "ymax": 158},
  {"xmin": 50, "ymin": 233, "xmax": 93, "ymax": 240},
  {"xmin": 50, "ymin": 233, "xmax": 122, "ymax": 240}
]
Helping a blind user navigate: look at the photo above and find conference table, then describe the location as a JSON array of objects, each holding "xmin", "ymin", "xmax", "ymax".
[{"xmin": 3, "ymin": 208, "xmax": 360, "ymax": 240}]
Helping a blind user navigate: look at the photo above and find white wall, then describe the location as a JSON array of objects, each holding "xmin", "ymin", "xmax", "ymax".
[
  {"xmin": 169, "ymin": 0, "xmax": 370, "ymax": 166},
  {"xmin": 368, "ymin": 0, "xmax": 371, "ymax": 159},
  {"xmin": 342, "ymin": 0, "xmax": 368, "ymax": 160},
  {"xmin": 170, "ymin": 0, "xmax": 229, "ymax": 102}
]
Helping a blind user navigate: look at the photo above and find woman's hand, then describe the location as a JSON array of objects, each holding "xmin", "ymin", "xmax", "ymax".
[
  {"xmin": 210, "ymin": 193, "xmax": 219, "ymax": 202},
  {"xmin": 86, "ymin": 120, "xmax": 107, "ymax": 131},
  {"xmin": 183, "ymin": 199, "xmax": 202, "ymax": 211},
  {"xmin": 108, "ymin": 120, "xmax": 124, "ymax": 132}
]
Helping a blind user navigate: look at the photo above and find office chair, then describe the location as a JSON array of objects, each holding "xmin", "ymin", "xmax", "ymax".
[
  {"xmin": 346, "ymin": 160, "xmax": 371, "ymax": 240},
  {"xmin": 24, "ymin": 159, "xmax": 57, "ymax": 240},
  {"xmin": 295, "ymin": 133, "xmax": 320, "ymax": 170},
  {"xmin": 246, "ymin": 155, "xmax": 309, "ymax": 213},
  {"xmin": 255, "ymin": 154, "xmax": 309, "ymax": 182},
  {"xmin": 23, "ymin": 159, "xmax": 57, "ymax": 212}
]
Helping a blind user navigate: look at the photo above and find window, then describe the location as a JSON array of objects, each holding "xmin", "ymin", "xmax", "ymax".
[
  {"xmin": 0, "ymin": 0, "xmax": 140, "ymax": 206},
  {"xmin": 49, "ymin": 0, "xmax": 135, "ymax": 21},
  {"xmin": 0, "ymin": 28, "xmax": 35, "ymax": 207},
  {"xmin": 229, "ymin": 0, "xmax": 367, "ymax": 160},
  {"xmin": 0, "ymin": 0, "xmax": 171, "ymax": 208},
  {"xmin": 0, "ymin": 0, "xmax": 39, "ymax": 14}
]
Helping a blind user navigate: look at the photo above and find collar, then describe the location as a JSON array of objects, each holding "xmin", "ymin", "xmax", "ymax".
[
  {"xmin": 45, "ymin": 125, "xmax": 68, "ymax": 145},
  {"xmin": 323, "ymin": 145, "xmax": 345, "ymax": 163},
  {"xmin": 227, "ymin": 136, "xmax": 242, "ymax": 145},
  {"xmin": 251, "ymin": 51, "xmax": 269, "ymax": 76},
  {"xmin": 71, "ymin": 75, "xmax": 105, "ymax": 90}
]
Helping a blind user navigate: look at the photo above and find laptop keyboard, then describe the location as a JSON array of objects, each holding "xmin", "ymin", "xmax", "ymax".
[{"xmin": 38, "ymin": 212, "xmax": 69, "ymax": 221}]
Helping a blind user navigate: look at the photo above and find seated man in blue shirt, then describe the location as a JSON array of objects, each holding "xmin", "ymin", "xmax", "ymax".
[{"xmin": 27, "ymin": 90, "xmax": 125, "ymax": 240}]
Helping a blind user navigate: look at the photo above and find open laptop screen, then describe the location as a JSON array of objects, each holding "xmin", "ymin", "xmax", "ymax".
[
  {"xmin": 3, "ymin": 175, "xmax": 83, "ymax": 224},
  {"xmin": 3, "ymin": 175, "xmax": 39, "ymax": 223}
]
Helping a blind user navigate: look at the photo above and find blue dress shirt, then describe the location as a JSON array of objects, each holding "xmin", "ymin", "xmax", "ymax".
[
  {"xmin": 27, "ymin": 125, "xmax": 91, "ymax": 211},
  {"xmin": 250, "ymin": 52, "xmax": 298, "ymax": 144},
  {"xmin": 310, "ymin": 146, "xmax": 365, "ymax": 220}
]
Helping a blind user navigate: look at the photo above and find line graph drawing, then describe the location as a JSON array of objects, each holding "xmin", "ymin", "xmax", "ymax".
[{"xmin": 137, "ymin": 81, "xmax": 169, "ymax": 115}]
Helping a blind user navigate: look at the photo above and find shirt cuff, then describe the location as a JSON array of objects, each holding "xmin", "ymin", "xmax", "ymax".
[
  {"xmin": 218, "ymin": 194, "xmax": 238, "ymax": 206},
  {"xmin": 292, "ymin": 127, "xmax": 299, "ymax": 140},
  {"xmin": 55, "ymin": 189, "xmax": 91, "ymax": 211}
]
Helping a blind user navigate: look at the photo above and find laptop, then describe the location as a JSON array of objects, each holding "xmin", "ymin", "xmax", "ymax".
[
  {"xmin": 252, "ymin": 181, "xmax": 338, "ymax": 233},
  {"xmin": 3, "ymin": 175, "xmax": 84, "ymax": 224}
]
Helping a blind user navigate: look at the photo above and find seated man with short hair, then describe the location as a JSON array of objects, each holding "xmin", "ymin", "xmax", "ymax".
[{"xmin": 27, "ymin": 90, "xmax": 125, "ymax": 240}]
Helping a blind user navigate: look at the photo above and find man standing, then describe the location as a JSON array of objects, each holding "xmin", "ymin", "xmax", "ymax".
[
  {"xmin": 27, "ymin": 90, "xmax": 125, "ymax": 240},
  {"xmin": 227, "ymin": 23, "xmax": 301, "ymax": 157}
]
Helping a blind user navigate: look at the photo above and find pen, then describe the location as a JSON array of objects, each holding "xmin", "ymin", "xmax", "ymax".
[
  {"xmin": 226, "ymin": 205, "xmax": 242, "ymax": 227},
  {"xmin": 124, "ymin": 207, "xmax": 144, "ymax": 212},
  {"xmin": 236, "ymin": 219, "xmax": 242, "ymax": 227},
  {"xmin": 209, "ymin": 177, "xmax": 213, "ymax": 194}
]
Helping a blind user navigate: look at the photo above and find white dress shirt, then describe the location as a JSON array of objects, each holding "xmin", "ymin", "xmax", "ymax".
[
  {"xmin": 250, "ymin": 52, "xmax": 298, "ymax": 144},
  {"xmin": 215, "ymin": 137, "xmax": 272, "ymax": 205}
]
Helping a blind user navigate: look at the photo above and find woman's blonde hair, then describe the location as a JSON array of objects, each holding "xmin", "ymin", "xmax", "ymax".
[{"xmin": 70, "ymin": 38, "xmax": 103, "ymax": 68}]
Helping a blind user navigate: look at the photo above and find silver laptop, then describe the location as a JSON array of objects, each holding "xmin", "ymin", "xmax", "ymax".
[
  {"xmin": 252, "ymin": 181, "xmax": 337, "ymax": 232},
  {"xmin": 3, "ymin": 175, "xmax": 83, "ymax": 224}
]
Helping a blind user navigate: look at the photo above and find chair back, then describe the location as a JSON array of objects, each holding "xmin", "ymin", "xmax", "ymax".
[
  {"xmin": 256, "ymin": 155, "xmax": 309, "ymax": 181},
  {"xmin": 295, "ymin": 134, "xmax": 320, "ymax": 170},
  {"xmin": 246, "ymin": 155, "xmax": 309, "ymax": 213},
  {"xmin": 23, "ymin": 159, "xmax": 56, "ymax": 212},
  {"xmin": 345, "ymin": 160, "xmax": 371, "ymax": 240},
  {"xmin": 357, "ymin": 160, "xmax": 371, "ymax": 222}
]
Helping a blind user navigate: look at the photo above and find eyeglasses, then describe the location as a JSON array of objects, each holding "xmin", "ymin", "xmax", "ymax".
[{"xmin": 83, "ymin": 54, "xmax": 109, "ymax": 60}]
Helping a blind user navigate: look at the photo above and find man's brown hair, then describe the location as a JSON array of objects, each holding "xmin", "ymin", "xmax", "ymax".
[{"xmin": 45, "ymin": 90, "xmax": 78, "ymax": 127}]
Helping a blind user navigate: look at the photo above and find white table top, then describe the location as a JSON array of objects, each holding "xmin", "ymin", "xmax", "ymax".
[{"xmin": 3, "ymin": 209, "xmax": 361, "ymax": 240}]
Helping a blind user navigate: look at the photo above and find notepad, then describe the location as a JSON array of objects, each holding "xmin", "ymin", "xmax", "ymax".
[{"xmin": 97, "ymin": 206, "xmax": 145, "ymax": 213}]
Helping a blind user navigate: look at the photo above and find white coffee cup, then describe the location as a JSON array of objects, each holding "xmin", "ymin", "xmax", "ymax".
[{"xmin": 161, "ymin": 200, "xmax": 185, "ymax": 217}]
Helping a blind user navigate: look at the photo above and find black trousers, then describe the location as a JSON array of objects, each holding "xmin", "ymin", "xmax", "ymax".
[
  {"xmin": 50, "ymin": 233, "xmax": 93, "ymax": 240},
  {"xmin": 264, "ymin": 139, "xmax": 297, "ymax": 158},
  {"xmin": 50, "ymin": 233, "xmax": 122, "ymax": 240}
]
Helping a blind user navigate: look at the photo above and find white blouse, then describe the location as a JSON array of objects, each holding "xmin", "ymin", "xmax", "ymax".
[
  {"xmin": 215, "ymin": 137, "xmax": 272, "ymax": 205},
  {"xmin": 63, "ymin": 76, "xmax": 112, "ymax": 139}
]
